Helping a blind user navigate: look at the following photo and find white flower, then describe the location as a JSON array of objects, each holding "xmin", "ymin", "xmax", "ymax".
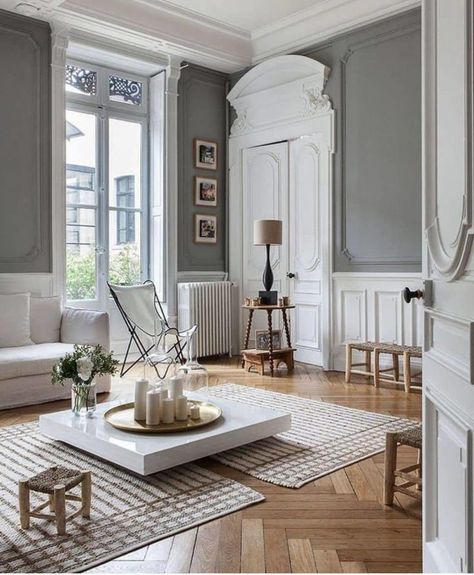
[{"xmin": 76, "ymin": 357, "xmax": 93, "ymax": 382}]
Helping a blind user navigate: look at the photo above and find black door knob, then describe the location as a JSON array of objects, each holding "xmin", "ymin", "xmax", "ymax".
[
  {"xmin": 287, "ymin": 272, "xmax": 295, "ymax": 278},
  {"xmin": 403, "ymin": 287, "xmax": 424, "ymax": 303}
]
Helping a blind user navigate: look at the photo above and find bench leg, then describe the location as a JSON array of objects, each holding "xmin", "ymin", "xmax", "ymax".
[
  {"xmin": 19, "ymin": 480, "xmax": 30, "ymax": 529},
  {"xmin": 345, "ymin": 345, "xmax": 352, "ymax": 383},
  {"xmin": 374, "ymin": 349, "xmax": 381, "ymax": 388},
  {"xmin": 393, "ymin": 353, "xmax": 400, "ymax": 381},
  {"xmin": 54, "ymin": 485, "xmax": 66, "ymax": 535},
  {"xmin": 384, "ymin": 432, "xmax": 397, "ymax": 505},
  {"xmin": 82, "ymin": 471, "xmax": 92, "ymax": 519},
  {"xmin": 365, "ymin": 350, "xmax": 371, "ymax": 378},
  {"xmin": 403, "ymin": 352, "xmax": 412, "ymax": 393}
]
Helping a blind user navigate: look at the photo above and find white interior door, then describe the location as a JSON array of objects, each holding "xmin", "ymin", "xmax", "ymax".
[
  {"xmin": 242, "ymin": 143, "xmax": 288, "ymax": 345},
  {"xmin": 288, "ymin": 135, "xmax": 330, "ymax": 367},
  {"xmin": 422, "ymin": 1, "xmax": 474, "ymax": 572}
]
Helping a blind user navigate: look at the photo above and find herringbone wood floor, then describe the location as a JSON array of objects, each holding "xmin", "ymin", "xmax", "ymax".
[{"xmin": 0, "ymin": 358, "xmax": 422, "ymax": 573}]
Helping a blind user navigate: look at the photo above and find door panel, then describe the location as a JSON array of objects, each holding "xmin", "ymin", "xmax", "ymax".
[
  {"xmin": 289, "ymin": 136, "xmax": 329, "ymax": 366},
  {"xmin": 423, "ymin": 0, "xmax": 474, "ymax": 571},
  {"xmin": 242, "ymin": 143, "xmax": 288, "ymax": 343}
]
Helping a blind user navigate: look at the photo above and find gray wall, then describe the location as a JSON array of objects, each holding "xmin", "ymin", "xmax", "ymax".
[
  {"xmin": 0, "ymin": 10, "xmax": 51, "ymax": 273},
  {"xmin": 177, "ymin": 64, "xmax": 227, "ymax": 272},
  {"xmin": 301, "ymin": 9, "xmax": 421, "ymax": 272}
]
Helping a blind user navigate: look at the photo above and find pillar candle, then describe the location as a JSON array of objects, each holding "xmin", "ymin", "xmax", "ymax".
[
  {"xmin": 190, "ymin": 405, "xmax": 201, "ymax": 420},
  {"xmin": 146, "ymin": 389, "xmax": 161, "ymax": 426},
  {"xmin": 134, "ymin": 378, "xmax": 149, "ymax": 421},
  {"xmin": 175, "ymin": 395, "xmax": 188, "ymax": 421},
  {"xmin": 169, "ymin": 375, "xmax": 184, "ymax": 399},
  {"xmin": 159, "ymin": 388, "xmax": 168, "ymax": 417},
  {"xmin": 161, "ymin": 397, "xmax": 175, "ymax": 423}
]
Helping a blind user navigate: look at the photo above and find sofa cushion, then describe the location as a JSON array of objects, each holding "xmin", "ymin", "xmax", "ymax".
[
  {"xmin": 0, "ymin": 343, "xmax": 75, "ymax": 381},
  {"xmin": 0, "ymin": 293, "xmax": 33, "ymax": 348},
  {"xmin": 30, "ymin": 296, "xmax": 62, "ymax": 344}
]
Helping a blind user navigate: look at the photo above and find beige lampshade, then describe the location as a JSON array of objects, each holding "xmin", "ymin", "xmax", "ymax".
[{"xmin": 253, "ymin": 219, "xmax": 282, "ymax": 245}]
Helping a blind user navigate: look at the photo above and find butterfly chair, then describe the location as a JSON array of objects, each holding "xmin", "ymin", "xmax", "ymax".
[{"xmin": 108, "ymin": 281, "xmax": 195, "ymax": 378}]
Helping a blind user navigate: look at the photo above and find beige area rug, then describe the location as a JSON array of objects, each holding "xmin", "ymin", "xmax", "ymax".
[
  {"xmin": 0, "ymin": 423, "xmax": 263, "ymax": 573},
  {"xmin": 209, "ymin": 383, "xmax": 418, "ymax": 488}
]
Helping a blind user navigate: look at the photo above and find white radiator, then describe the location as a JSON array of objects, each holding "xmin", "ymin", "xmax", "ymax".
[{"xmin": 177, "ymin": 281, "xmax": 233, "ymax": 358}]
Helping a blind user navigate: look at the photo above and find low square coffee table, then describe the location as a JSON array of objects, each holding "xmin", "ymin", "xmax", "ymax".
[{"xmin": 39, "ymin": 392, "xmax": 291, "ymax": 475}]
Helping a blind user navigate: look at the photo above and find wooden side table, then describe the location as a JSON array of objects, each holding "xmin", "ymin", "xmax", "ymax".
[{"xmin": 241, "ymin": 304, "xmax": 295, "ymax": 376}]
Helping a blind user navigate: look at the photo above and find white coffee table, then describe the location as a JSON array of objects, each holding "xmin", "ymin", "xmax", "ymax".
[{"xmin": 39, "ymin": 392, "xmax": 291, "ymax": 475}]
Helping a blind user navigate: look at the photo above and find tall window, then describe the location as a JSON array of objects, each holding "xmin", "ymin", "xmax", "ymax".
[{"xmin": 65, "ymin": 61, "xmax": 148, "ymax": 303}]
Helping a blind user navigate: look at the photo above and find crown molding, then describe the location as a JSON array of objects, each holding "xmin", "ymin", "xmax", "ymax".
[
  {"xmin": 1, "ymin": 0, "xmax": 420, "ymax": 73},
  {"xmin": 251, "ymin": 0, "xmax": 420, "ymax": 63}
]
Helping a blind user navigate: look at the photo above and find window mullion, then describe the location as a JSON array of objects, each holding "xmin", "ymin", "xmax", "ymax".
[{"xmin": 97, "ymin": 106, "xmax": 109, "ymax": 307}]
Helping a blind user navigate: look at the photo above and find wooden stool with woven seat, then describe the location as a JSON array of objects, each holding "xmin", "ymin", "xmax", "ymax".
[
  {"xmin": 384, "ymin": 425, "xmax": 422, "ymax": 505},
  {"xmin": 374, "ymin": 344, "xmax": 422, "ymax": 392},
  {"xmin": 345, "ymin": 341, "xmax": 378, "ymax": 382},
  {"xmin": 19, "ymin": 466, "xmax": 91, "ymax": 535}
]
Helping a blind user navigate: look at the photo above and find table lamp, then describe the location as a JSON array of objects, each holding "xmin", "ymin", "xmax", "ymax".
[{"xmin": 254, "ymin": 219, "xmax": 282, "ymax": 305}]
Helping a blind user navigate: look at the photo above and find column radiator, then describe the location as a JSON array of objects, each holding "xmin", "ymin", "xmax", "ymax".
[{"xmin": 177, "ymin": 281, "xmax": 233, "ymax": 358}]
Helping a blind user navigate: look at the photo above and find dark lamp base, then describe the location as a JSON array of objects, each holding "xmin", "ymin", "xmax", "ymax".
[{"xmin": 259, "ymin": 290, "xmax": 278, "ymax": 305}]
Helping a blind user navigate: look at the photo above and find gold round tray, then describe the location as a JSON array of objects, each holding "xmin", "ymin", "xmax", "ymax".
[{"xmin": 104, "ymin": 400, "xmax": 222, "ymax": 433}]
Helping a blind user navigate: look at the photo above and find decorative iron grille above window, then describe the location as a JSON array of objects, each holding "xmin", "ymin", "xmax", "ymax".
[
  {"xmin": 109, "ymin": 75, "xmax": 143, "ymax": 105},
  {"xmin": 65, "ymin": 64, "xmax": 97, "ymax": 96}
]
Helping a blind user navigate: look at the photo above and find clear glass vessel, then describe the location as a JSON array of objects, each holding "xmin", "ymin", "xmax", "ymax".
[
  {"xmin": 177, "ymin": 329, "xmax": 209, "ymax": 396},
  {"xmin": 71, "ymin": 381, "xmax": 97, "ymax": 417}
]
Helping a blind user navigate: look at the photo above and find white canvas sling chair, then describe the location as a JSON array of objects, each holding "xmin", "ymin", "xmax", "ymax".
[{"xmin": 108, "ymin": 280, "xmax": 194, "ymax": 377}]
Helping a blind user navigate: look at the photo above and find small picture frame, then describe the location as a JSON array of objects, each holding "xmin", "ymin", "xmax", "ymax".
[
  {"xmin": 194, "ymin": 176, "xmax": 217, "ymax": 207},
  {"xmin": 255, "ymin": 329, "xmax": 282, "ymax": 351},
  {"xmin": 195, "ymin": 214, "xmax": 217, "ymax": 244},
  {"xmin": 194, "ymin": 139, "xmax": 218, "ymax": 170}
]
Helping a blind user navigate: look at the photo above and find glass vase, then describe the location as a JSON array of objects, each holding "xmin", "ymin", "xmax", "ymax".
[
  {"xmin": 177, "ymin": 330, "xmax": 209, "ymax": 396},
  {"xmin": 71, "ymin": 381, "xmax": 97, "ymax": 417}
]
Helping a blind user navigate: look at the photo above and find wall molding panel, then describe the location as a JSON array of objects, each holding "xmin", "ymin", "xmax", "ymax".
[{"xmin": 332, "ymin": 272, "xmax": 423, "ymax": 370}]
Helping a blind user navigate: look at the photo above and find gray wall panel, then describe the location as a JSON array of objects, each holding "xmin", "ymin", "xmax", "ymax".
[
  {"xmin": 177, "ymin": 64, "xmax": 227, "ymax": 272},
  {"xmin": 0, "ymin": 10, "xmax": 51, "ymax": 273},
  {"xmin": 301, "ymin": 9, "xmax": 421, "ymax": 272}
]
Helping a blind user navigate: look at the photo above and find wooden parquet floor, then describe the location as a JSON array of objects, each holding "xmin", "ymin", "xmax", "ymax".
[{"xmin": 0, "ymin": 358, "xmax": 422, "ymax": 573}]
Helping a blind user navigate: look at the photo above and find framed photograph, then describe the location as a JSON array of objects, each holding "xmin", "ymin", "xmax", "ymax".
[
  {"xmin": 194, "ymin": 139, "xmax": 218, "ymax": 170},
  {"xmin": 255, "ymin": 329, "xmax": 282, "ymax": 351},
  {"xmin": 194, "ymin": 176, "xmax": 217, "ymax": 207},
  {"xmin": 195, "ymin": 214, "xmax": 217, "ymax": 244}
]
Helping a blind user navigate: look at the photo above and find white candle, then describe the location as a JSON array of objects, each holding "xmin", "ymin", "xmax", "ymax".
[
  {"xmin": 190, "ymin": 405, "xmax": 201, "ymax": 420},
  {"xmin": 146, "ymin": 389, "xmax": 161, "ymax": 426},
  {"xmin": 169, "ymin": 375, "xmax": 184, "ymax": 399},
  {"xmin": 175, "ymin": 395, "xmax": 188, "ymax": 421},
  {"xmin": 161, "ymin": 397, "xmax": 175, "ymax": 423},
  {"xmin": 159, "ymin": 388, "xmax": 168, "ymax": 417},
  {"xmin": 134, "ymin": 378, "xmax": 149, "ymax": 421}
]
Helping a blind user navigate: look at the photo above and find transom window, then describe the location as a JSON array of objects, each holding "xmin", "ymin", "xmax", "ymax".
[{"xmin": 65, "ymin": 61, "xmax": 149, "ymax": 303}]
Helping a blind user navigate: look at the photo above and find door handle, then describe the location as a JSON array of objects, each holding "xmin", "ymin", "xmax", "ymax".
[
  {"xmin": 287, "ymin": 272, "xmax": 295, "ymax": 279},
  {"xmin": 403, "ymin": 287, "xmax": 423, "ymax": 303}
]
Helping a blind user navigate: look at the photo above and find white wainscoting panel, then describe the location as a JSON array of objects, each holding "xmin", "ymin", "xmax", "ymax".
[
  {"xmin": 332, "ymin": 272, "xmax": 423, "ymax": 370},
  {"xmin": 0, "ymin": 274, "xmax": 54, "ymax": 297}
]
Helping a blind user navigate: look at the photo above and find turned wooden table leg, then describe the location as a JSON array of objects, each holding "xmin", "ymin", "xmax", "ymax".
[
  {"xmin": 282, "ymin": 308, "xmax": 292, "ymax": 348},
  {"xmin": 242, "ymin": 308, "xmax": 254, "ymax": 367},
  {"xmin": 267, "ymin": 310, "xmax": 274, "ymax": 376}
]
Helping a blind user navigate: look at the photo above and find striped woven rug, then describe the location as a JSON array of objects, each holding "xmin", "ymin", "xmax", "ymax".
[
  {"xmin": 209, "ymin": 383, "xmax": 418, "ymax": 488},
  {"xmin": 0, "ymin": 423, "xmax": 263, "ymax": 573}
]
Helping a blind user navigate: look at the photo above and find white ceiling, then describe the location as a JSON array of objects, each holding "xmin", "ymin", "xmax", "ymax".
[
  {"xmin": 157, "ymin": 0, "xmax": 322, "ymax": 33},
  {"xmin": 0, "ymin": 0, "xmax": 420, "ymax": 72}
]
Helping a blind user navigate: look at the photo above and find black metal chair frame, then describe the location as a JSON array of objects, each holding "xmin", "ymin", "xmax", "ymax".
[{"xmin": 108, "ymin": 280, "xmax": 187, "ymax": 378}]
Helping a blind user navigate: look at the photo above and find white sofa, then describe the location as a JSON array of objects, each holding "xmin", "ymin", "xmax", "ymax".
[{"xmin": 0, "ymin": 294, "xmax": 111, "ymax": 410}]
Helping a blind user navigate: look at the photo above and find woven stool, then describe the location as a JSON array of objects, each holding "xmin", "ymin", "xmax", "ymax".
[
  {"xmin": 345, "ymin": 341, "xmax": 378, "ymax": 382},
  {"xmin": 374, "ymin": 344, "xmax": 422, "ymax": 392},
  {"xmin": 19, "ymin": 466, "xmax": 91, "ymax": 535},
  {"xmin": 384, "ymin": 425, "xmax": 422, "ymax": 505}
]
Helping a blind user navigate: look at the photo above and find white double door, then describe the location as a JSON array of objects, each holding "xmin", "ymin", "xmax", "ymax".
[{"xmin": 242, "ymin": 135, "xmax": 330, "ymax": 367}]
